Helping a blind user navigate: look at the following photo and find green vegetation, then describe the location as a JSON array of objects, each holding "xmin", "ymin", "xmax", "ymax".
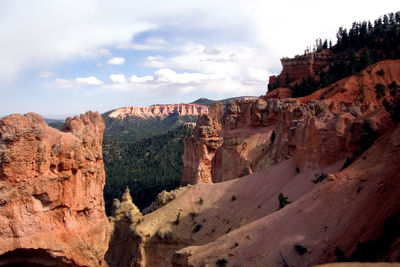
[
  {"xmin": 103, "ymin": 112, "xmax": 198, "ymax": 142},
  {"xmin": 375, "ymin": 83, "xmax": 386, "ymax": 99},
  {"xmin": 383, "ymin": 80, "xmax": 400, "ymax": 123},
  {"xmin": 173, "ymin": 211, "xmax": 181, "ymax": 225},
  {"xmin": 192, "ymin": 223, "xmax": 202, "ymax": 233},
  {"xmin": 311, "ymin": 173, "xmax": 328, "ymax": 184},
  {"xmin": 189, "ymin": 212, "xmax": 197, "ymax": 221},
  {"xmin": 216, "ymin": 258, "xmax": 228, "ymax": 267},
  {"xmin": 198, "ymin": 197, "xmax": 204, "ymax": 205},
  {"xmin": 383, "ymin": 97, "xmax": 400, "ymax": 123},
  {"xmin": 376, "ymin": 69, "xmax": 385, "ymax": 76},
  {"xmin": 388, "ymin": 81, "xmax": 399, "ymax": 96},
  {"xmin": 357, "ymin": 119, "xmax": 378, "ymax": 152},
  {"xmin": 278, "ymin": 193, "xmax": 291, "ymax": 210},
  {"xmin": 286, "ymin": 12, "xmax": 400, "ymax": 97},
  {"xmin": 191, "ymin": 97, "xmax": 215, "ymax": 106},
  {"xmin": 103, "ymin": 124, "xmax": 194, "ymax": 215},
  {"xmin": 270, "ymin": 131, "xmax": 276, "ymax": 144},
  {"xmin": 341, "ymin": 156, "xmax": 356, "ymax": 170},
  {"xmin": 47, "ymin": 121, "xmax": 65, "ymax": 130},
  {"xmin": 294, "ymin": 245, "xmax": 308, "ymax": 255},
  {"xmin": 336, "ymin": 213, "xmax": 400, "ymax": 262}
]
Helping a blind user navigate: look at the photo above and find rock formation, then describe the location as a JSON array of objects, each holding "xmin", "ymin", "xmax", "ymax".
[
  {"xmin": 108, "ymin": 104, "xmax": 208, "ymax": 119},
  {"xmin": 105, "ymin": 121, "xmax": 400, "ymax": 266},
  {"xmin": 269, "ymin": 49, "xmax": 332, "ymax": 88},
  {"xmin": 105, "ymin": 187, "xmax": 143, "ymax": 267},
  {"xmin": 0, "ymin": 112, "xmax": 109, "ymax": 266},
  {"xmin": 181, "ymin": 102, "xmax": 223, "ymax": 185},
  {"xmin": 182, "ymin": 60, "xmax": 399, "ymax": 184}
]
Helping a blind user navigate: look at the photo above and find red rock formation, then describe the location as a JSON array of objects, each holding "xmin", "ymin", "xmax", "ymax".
[
  {"xmin": 0, "ymin": 112, "xmax": 109, "ymax": 266},
  {"xmin": 183, "ymin": 60, "xmax": 399, "ymax": 184},
  {"xmin": 108, "ymin": 104, "xmax": 208, "ymax": 119},
  {"xmin": 269, "ymin": 50, "xmax": 332, "ymax": 88},
  {"xmin": 181, "ymin": 102, "xmax": 223, "ymax": 185}
]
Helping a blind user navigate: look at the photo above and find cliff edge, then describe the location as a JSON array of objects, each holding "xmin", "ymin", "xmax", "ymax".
[{"xmin": 0, "ymin": 111, "xmax": 109, "ymax": 266}]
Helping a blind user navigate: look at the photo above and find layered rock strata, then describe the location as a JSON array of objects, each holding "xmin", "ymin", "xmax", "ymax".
[
  {"xmin": 0, "ymin": 112, "xmax": 109, "ymax": 266},
  {"xmin": 269, "ymin": 49, "xmax": 332, "ymax": 87},
  {"xmin": 108, "ymin": 104, "xmax": 208, "ymax": 119},
  {"xmin": 182, "ymin": 60, "xmax": 398, "ymax": 184},
  {"xmin": 181, "ymin": 102, "xmax": 223, "ymax": 185}
]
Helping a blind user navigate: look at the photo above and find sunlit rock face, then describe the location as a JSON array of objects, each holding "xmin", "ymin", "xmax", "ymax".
[
  {"xmin": 0, "ymin": 111, "xmax": 110, "ymax": 267},
  {"xmin": 108, "ymin": 104, "xmax": 208, "ymax": 119}
]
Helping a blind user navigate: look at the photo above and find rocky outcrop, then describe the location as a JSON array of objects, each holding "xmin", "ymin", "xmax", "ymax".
[
  {"xmin": 101, "ymin": 122, "xmax": 400, "ymax": 266},
  {"xmin": 106, "ymin": 188, "xmax": 143, "ymax": 267},
  {"xmin": 174, "ymin": 123, "xmax": 400, "ymax": 266},
  {"xmin": 0, "ymin": 112, "xmax": 109, "ymax": 266},
  {"xmin": 269, "ymin": 50, "xmax": 332, "ymax": 88},
  {"xmin": 108, "ymin": 104, "xmax": 208, "ymax": 119},
  {"xmin": 142, "ymin": 187, "xmax": 189, "ymax": 214},
  {"xmin": 181, "ymin": 102, "xmax": 223, "ymax": 185},
  {"xmin": 183, "ymin": 60, "xmax": 399, "ymax": 184}
]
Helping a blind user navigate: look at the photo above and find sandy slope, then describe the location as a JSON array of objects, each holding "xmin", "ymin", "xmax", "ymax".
[{"xmin": 174, "ymin": 124, "xmax": 400, "ymax": 266}]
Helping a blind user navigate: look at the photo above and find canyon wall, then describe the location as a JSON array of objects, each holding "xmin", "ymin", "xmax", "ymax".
[
  {"xmin": 0, "ymin": 112, "xmax": 109, "ymax": 266},
  {"xmin": 108, "ymin": 104, "xmax": 208, "ymax": 119},
  {"xmin": 269, "ymin": 50, "xmax": 332, "ymax": 88},
  {"xmin": 183, "ymin": 60, "xmax": 398, "ymax": 184}
]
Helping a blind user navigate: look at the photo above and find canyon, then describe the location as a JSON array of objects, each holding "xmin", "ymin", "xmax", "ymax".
[
  {"xmin": 0, "ymin": 58, "xmax": 400, "ymax": 266},
  {"xmin": 105, "ymin": 59, "xmax": 400, "ymax": 266}
]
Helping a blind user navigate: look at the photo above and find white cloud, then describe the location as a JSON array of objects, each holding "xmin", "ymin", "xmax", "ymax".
[
  {"xmin": 107, "ymin": 57, "xmax": 125, "ymax": 65},
  {"xmin": 55, "ymin": 76, "xmax": 103, "ymax": 88},
  {"xmin": 39, "ymin": 71, "xmax": 55, "ymax": 78},
  {"xmin": 76, "ymin": 76, "xmax": 103, "ymax": 85},
  {"xmin": 144, "ymin": 42, "xmax": 270, "ymax": 88},
  {"xmin": 98, "ymin": 48, "xmax": 112, "ymax": 58},
  {"xmin": 129, "ymin": 75, "xmax": 154, "ymax": 83},
  {"xmin": 110, "ymin": 74, "xmax": 126, "ymax": 84},
  {"xmin": 101, "ymin": 65, "xmax": 271, "ymax": 98},
  {"xmin": 1, "ymin": 0, "xmax": 398, "ymax": 84},
  {"xmin": 117, "ymin": 37, "xmax": 166, "ymax": 51}
]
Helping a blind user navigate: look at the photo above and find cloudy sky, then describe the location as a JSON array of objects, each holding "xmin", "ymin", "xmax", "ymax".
[{"xmin": 0, "ymin": 1, "xmax": 398, "ymax": 118}]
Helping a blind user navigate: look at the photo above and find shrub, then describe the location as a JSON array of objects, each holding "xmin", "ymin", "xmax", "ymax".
[
  {"xmin": 375, "ymin": 83, "xmax": 386, "ymax": 99},
  {"xmin": 216, "ymin": 258, "xmax": 228, "ymax": 267},
  {"xmin": 278, "ymin": 193, "xmax": 291, "ymax": 210},
  {"xmin": 376, "ymin": 69, "xmax": 385, "ymax": 76},
  {"xmin": 231, "ymin": 195, "xmax": 237, "ymax": 201},
  {"xmin": 271, "ymin": 131, "xmax": 276, "ymax": 144},
  {"xmin": 312, "ymin": 173, "xmax": 328, "ymax": 184},
  {"xmin": 189, "ymin": 212, "xmax": 197, "ymax": 221},
  {"xmin": 357, "ymin": 119, "xmax": 378, "ymax": 151},
  {"xmin": 341, "ymin": 157, "xmax": 355, "ymax": 170},
  {"xmin": 388, "ymin": 81, "xmax": 398, "ymax": 90},
  {"xmin": 294, "ymin": 245, "xmax": 308, "ymax": 255},
  {"xmin": 384, "ymin": 97, "xmax": 400, "ymax": 123},
  {"xmin": 388, "ymin": 81, "xmax": 399, "ymax": 96},
  {"xmin": 173, "ymin": 211, "xmax": 180, "ymax": 225},
  {"xmin": 192, "ymin": 223, "xmax": 202, "ymax": 233},
  {"xmin": 198, "ymin": 197, "xmax": 203, "ymax": 205}
]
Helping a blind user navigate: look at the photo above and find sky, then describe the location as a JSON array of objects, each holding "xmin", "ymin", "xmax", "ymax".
[{"xmin": 0, "ymin": 1, "xmax": 398, "ymax": 118}]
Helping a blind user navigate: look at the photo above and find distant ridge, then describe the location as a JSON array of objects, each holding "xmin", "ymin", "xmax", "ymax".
[
  {"xmin": 108, "ymin": 103, "xmax": 208, "ymax": 119},
  {"xmin": 191, "ymin": 96, "xmax": 258, "ymax": 106}
]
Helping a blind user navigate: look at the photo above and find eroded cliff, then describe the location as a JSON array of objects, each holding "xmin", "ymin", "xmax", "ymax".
[
  {"xmin": 182, "ymin": 60, "xmax": 398, "ymax": 184},
  {"xmin": 108, "ymin": 104, "xmax": 208, "ymax": 119},
  {"xmin": 269, "ymin": 50, "xmax": 332, "ymax": 88},
  {"xmin": 0, "ymin": 112, "xmax": 109, "ymax": 266}
]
